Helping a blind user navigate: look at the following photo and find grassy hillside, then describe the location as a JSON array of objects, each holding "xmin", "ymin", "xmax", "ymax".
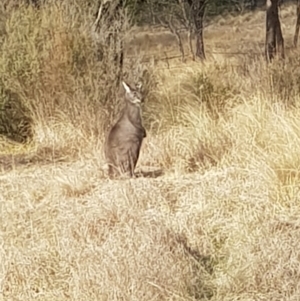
[{"xmin": 1, "ymin": 2, "xmax": 300, "ymax": 301}]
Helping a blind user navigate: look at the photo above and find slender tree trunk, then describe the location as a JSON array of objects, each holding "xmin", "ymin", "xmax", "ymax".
[
  {"xmin": 174, "ymin": 30, "xmax": 185, "ymax": 62},
  {"xmin": 275, "ymin": 13, "xmax": 284, "ymax": 59},
  {"xmin": 188, "ymin": 29, "xmax": 195, "ymax": 61},
  {"xmin": 113, "ymin": 0, "xmax": 125, "ymax": 89},
  {"xmin": 178, "ymin": 0, "xmax": 194, "ymax": 60},
  {"xmin": 93, "ymin": 0, "xmax": 126, "ymax": 107},
  {"xmin": 250, "ymin": 0, "xmax": 257, "ymax": 10},
  {"xmin": 294, "ymin": 0, "xmax": 300, "ymax": 47},
  {"xmin": 265, "ymin": 0, "xmax": 284, "ymax": 62},
  {"xmin": 168, "ymin": 22, "xmax": 185, "ymax": 62},
  {"xmin": 265, "ymin": 0, "xmax": 276, "ymax": 61},
  {"xmin": 147, "ymin": 0, "xmax": 156, "ymax": 24},
  {"xmin": 187, "ymin": 0, "xmax": 206, "ymax": 60},
  {"xmin": 157, "ymin": 4, "xmax": 185, "ymax": 62}
]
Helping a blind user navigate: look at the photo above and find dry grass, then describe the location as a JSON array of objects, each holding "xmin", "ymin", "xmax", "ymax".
[{"xmin": 1, "ymin": 1, "xmax": 300, "ymax": 301}]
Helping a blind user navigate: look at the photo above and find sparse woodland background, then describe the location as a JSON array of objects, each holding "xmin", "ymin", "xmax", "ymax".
[{"xmin": 1, "ymin": 0, "xmax": 300, "ymax": 300}]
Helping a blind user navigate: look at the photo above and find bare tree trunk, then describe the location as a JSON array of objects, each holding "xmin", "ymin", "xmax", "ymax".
[
  {"xmin": 188, "ymin": 29, "xmax": 195, "ymax": 61},
  {"xmin": 187, "ymin": 0, "xmax": 206, "ymax": 60},
  {"xmin": 157, "ymin": 7, "xmax": 185, "ymax": 62},
  {"xmin": 250, "ymin": 0, "xmax": 258, "ymax": 10},
  {"xmin": 174, "ymin": 31, "xmax": 185, "ymax": 62},
  {"xmin": 265, "ymin": 0, "xmax": 276, "ymax": 61},
  {"xmin": 265, "ymin": 0, "xmax": 284, "ymax": 62},
  {"xmin": 94, "ymin": 0, "xmax": 125, "ymax": 89},
  {"xmin": 113, "ymin": 0, "xmax": 125, "ymax": 89},
  {"xmin": 169, "ymin": 23, "xmax": 185, "ymax": 62},
  {"xmin": 275, "ymin": 12, "xmax": 284, "ymax": 59},
  {"xmin": 92, "ymin": 0, "xmax": 128, "ymax": 110},
  {"xmin": 178, "ymin": 0, "xmax": 194, "ymax": 60},
  {"xmin": 147, "ymin": 0, "xmax": 156, "ymax": 24},
  {"xmin": 294, "ymin": 0, "xmax": 300, "ymax": 47}
]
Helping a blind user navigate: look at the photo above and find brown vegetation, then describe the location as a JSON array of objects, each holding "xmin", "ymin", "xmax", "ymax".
[
  {"xmin": 1, "ymin": 2, "xmax": 300, "ymax": 301},
  {"xmin": 265, "ymin": 0, "xmax": 284, "ymax": 61}
]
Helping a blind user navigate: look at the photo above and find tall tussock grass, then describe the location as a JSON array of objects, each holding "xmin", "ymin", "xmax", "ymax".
[
  {"xmin": 0, "ymin": 3, "xmax": 99, "ymax": 143},
  {"xmin": 2, "ymin": 2, "xmax": 300, "ymax": 301},
  {"xmin": 0, "ymin": 1, "xmax": 150, "ymax": 149}
]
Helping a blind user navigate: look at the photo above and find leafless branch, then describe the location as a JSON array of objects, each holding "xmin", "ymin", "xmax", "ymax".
[{"xmin": 93, "ymin": 1, "xmax": 104, "ymax": 31}]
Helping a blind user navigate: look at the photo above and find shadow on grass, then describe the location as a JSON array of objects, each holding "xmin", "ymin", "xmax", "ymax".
[
  {"xmin": 135, "ymin": 168, "xmax": 164, "ymax": 178},
  {"xmin": 0, "ymin": 146, "xmax": 71, "ymax": 172},
  {"xmin": 175, "ymin": 233, "xmax": 215, "ymax": 300}
]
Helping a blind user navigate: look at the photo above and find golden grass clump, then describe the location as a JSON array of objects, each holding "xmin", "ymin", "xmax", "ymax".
[{"xmin": 1, "ymin": 1, "xmax": 300, "ymax": 301}]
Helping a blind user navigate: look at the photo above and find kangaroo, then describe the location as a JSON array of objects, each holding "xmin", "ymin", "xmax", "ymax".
[{"xmin": 105, "ymin": 81, "xmax": 146, "ymax": 178}]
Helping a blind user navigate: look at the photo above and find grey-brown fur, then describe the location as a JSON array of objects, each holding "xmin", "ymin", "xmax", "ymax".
[{"xmin": 105, "ymin": 81, "xmax": 146, "ymax": 178}]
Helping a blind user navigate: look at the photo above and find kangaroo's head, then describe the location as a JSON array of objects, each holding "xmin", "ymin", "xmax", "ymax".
[{"xmin": 122, "ymin": 81, "xmax": 143, "ymax": 106}]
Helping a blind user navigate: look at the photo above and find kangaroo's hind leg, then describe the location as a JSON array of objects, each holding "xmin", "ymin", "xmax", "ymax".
[{"xmin": 128, "ymin": 141, "xmax": 142, "ymax": 178}]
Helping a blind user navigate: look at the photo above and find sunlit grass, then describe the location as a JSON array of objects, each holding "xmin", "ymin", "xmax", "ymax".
[{"xmin": 1, "ymin": 1, "xmax": 300, "ymax": 301}]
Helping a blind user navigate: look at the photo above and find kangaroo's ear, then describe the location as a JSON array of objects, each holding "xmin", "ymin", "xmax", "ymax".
[
  {"xmin": 136, "ymin": 82, "xmax": 143, "ymax": 91},
  {"xmin": 122, "ymin": 81, "xmax": 131, "ymax": 94}
]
